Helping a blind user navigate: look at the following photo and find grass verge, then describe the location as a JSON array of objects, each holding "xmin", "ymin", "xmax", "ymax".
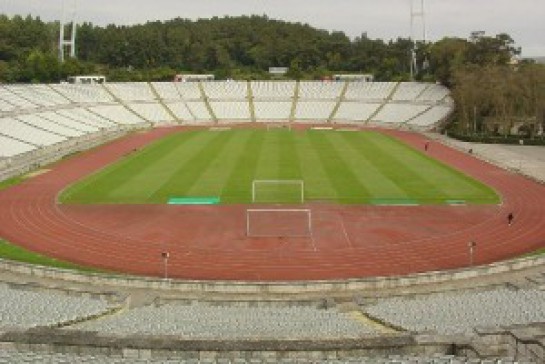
[
  {"xmin": 0, "ymin": 239, "xmax": 104, "ymax": 273},
  {"xmin": 0, "ymin": 176, "xmax": 25, "ymax": 191},
  {"xmin": 521, "ymin": 247, "xmax": 545, "ymax": 258}
]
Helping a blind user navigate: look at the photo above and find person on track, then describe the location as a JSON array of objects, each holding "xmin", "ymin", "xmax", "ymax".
[{"xmin": 507, "ymin": 212, "xmax": 514, "ymax": 226}]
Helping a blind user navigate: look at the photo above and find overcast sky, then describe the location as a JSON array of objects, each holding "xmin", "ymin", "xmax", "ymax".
[{"xmin": 1, "ymin": 0, "xmax": 544, "ymax": 57}]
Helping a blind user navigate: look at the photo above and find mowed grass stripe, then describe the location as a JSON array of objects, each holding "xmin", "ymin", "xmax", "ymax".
[
  {"xmin": 186, "ymin": 130, "xmax": 253, "ymax": 199},
  {"xmin": 61, "ymin": 132, "xmax": 199, "ymax": 203},
  {"xmin": 149, "ymin": 131, "xmax": 236, "ymax": 203},
  {"xmin": 222, "ymin": 130, "xmax": 266, "ymax": 203},
  {"xmin": 328, "ymin": 132, "xmax": 409, "ymax": 201},
  {"xmin": 296, "ymin": 131, "xmax": 337, "ymax": 201},
  {"xmin": 108, "ymin": 131, "xmax": 214, "ymax": 202},
  {"xmin": 352, "ymin": 133, "xmax": 448, "ymax": 203},
  {"xmin": 278, "ymin": 130, "xmax": 301, "ymax": 180},
  {"xmin": 255, "ymin": 130, "xmax": 282, "ymax": 179},
  {"xmin": 364, "ymin": 133, "xmax": 498, "ymax": 202},
  {"xmin": 308, "ymin": 131, "xmax": 371, "ymax": 202}
]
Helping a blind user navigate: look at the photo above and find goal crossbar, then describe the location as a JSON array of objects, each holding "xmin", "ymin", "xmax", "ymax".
[{"xmin": 252, "ymin": 180, "xmax": 304, "ymax": 204}]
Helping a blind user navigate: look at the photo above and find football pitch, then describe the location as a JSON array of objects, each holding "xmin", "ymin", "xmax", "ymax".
[{"xmin": 60, "ymin": 129, "xmax": 500, "ymax": 205}]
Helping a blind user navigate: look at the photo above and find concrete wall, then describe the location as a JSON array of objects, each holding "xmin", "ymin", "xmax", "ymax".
[
  {"xmin": 1, "ymin": 255, "xmax": 544, "ymax": 296},
  {"xmin": 0, "ymin": 324, "xmax": 543, "ymax": 361},
  {"xmin": 0, "ymin": 332, "xmax": 451, "ymax": 361}
]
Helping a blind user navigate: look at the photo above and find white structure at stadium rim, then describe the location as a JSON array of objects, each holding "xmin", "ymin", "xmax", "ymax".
[
  {"xmin": 410, "ymin": 0, "xmax": 427, "ymax": 80},
  {"xmin": 59, "ymin": 0, "xmax": 78, "ymax": 62}
]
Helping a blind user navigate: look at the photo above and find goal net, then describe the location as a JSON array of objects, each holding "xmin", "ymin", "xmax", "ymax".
[
  {"xmin": 246, "ymin": 209, "xmax": 312, "ymax": 237},
  {"xmin": 252, "ymin": 180, "xmax": 304, "ymax": 204}
]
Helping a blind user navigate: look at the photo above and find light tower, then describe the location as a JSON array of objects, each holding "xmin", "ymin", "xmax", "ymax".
[
  {"xmin": 410, "ymin": 0, "xmax": 427, "ymax": 80},
  {"xmin": 59, "ymin": 0, "xmax": 78, "ymax": 62}
]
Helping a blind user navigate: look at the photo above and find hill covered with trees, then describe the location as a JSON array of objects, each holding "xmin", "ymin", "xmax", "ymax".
[{"xmin": 0, "ymin": 14, "xmax": 524, "ymax": 84}]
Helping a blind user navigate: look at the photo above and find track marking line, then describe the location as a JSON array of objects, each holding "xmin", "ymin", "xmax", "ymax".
[{"xmin": 339, "ymin": 213, "xmax": 353, "ymax": 249}]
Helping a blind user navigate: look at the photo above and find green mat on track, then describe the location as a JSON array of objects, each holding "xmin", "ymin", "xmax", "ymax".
[{"xmin": 168, "ymin": 197, "xmax": 220, "ymax": 205}]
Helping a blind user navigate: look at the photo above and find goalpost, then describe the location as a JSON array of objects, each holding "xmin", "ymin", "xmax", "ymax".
[
  {"xmin": 252, "ymin": 180, "xmax": 304, "ymax": 204},
  {"xmin": 246, "ymin": 209, "xmax": 312, "ymax": 237}
]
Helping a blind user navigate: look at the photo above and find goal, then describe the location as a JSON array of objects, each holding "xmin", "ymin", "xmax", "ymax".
[
  {"xmin": 246, "ymin": 209, "xmax": 312, "ymax": 237},
  {"xmin": 252, "ymin": 180, "xmax": 304, "ymax": 204}
]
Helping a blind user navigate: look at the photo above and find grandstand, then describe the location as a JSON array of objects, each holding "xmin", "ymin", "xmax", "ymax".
[{"xmin": 0, "ymin": 270, "xmax": 543, "ymax": 362}]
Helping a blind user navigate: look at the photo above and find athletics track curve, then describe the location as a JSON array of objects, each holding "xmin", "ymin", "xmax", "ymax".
[{"xmin": 0, "ymin": 126, "xmax": 544, "ymax": 281}]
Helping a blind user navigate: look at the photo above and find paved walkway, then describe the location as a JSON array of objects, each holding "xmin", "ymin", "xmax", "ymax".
[{"xmin": 427, "ymin": 133, "xmax": 545, "ymax": 183}]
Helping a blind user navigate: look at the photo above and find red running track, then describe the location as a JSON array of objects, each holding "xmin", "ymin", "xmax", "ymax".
[{"xmin": 0, "ymin": 127, "xmax": 544, "ymax": 281}]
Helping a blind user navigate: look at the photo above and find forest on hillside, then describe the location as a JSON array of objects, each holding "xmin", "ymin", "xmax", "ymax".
[{"xmin": 0, "ymin": 14, "xmax": 524, "ymax": 85}]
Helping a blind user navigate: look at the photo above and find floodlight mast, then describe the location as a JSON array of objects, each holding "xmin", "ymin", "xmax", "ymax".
[
  {"xmin": 59, "ymin": 0, "xmax": 78, "ymax": 62},
  {"xmin": 410, "ymin": 0, "xmax": 427, "ymax": 80}
]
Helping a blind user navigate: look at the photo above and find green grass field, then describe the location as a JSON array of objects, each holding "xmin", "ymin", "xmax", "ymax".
[{"xmin": 60, "ymin": 129, "xmax": 500, "ymax": 205}]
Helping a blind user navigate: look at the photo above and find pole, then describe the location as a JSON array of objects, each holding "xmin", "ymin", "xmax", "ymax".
[{"xmin": 161, "ymin": 252, "xmax": 169, "ymax": 279}]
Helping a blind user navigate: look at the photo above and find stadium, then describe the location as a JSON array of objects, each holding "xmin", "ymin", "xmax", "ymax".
[{"xmin": 1, "ymin": 3, "xmax": 545, "ymax": 364}]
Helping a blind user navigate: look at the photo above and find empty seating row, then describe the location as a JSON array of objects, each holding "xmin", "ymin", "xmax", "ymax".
[
  {"xmin": 0, "ymin": 117, "xmax": 66, "ymax": 147},
  {"xmin": 17, "ymin": 114, "xmax": 86, "ymax": 138},
  {"xmin": 298, "ymin": 81, "xmax": 344, "ymax": 100},
  {"xmin": 364, "ymin": 287, "xmax": 545, "ymax": 335},
  {"xmin": 254, "ymin": 101, "xmax": 292, "ymax": 121},
  {"xmin": 0, "ymin": 134, "xmax": 36, "ymax": 157},
  {"xmin": 0, "ymin": 86, "xmax": 37, "ymax": 110},
  {"xmin": 372, "ymin": 104, "xmax": 429, "ymax": 124},
  {"xmin": 0, "ymin": 284, "xmax": 110, "ymax": 329},
  {"xmin": 7, "ymin": 85, "xmax": 71, "ymax": 107},
  {"xmin": 407, "ymin": 105, "xmax": 451, "ymax": 127},
  {"xmin": 164, "ymin": 101, "xmax": 195, "ymax": 121},
  {"xmin": 151, "ymin": 82, "xmax": 181, "ymax": 100},
  {"xmin": 333, "ymin": 102, "xmax": 382, "ymax": 122},
  {"xmin": 56, "ymin": 108, "xmax": 119, "ymax": 129},
  {"xmin": 105, "ymin": 82, "xmax": 155, "ymax": 101},
  {"xmin": 127, "ymin": 102, "xmax": 175, "ymax": 123},
  {"xmin": 70, "ymin": 301, "xmax": 376, "ymax": 339},
  {"xmin": 391, "ymin": 82, "xmax": 429, "ymax": 101},
  {"xmin": 210, "ymin": 101, "xmax": 251, "ymax": 120},
  {"xmin": 186, "ymin": 101, "xmax": 213, "ymax": 121},
  {"xmin": 251, "ymin": 81, "xmax": 296, "ymax": 99},
  {"xmin": 89, "ymin": 105, "xmax": 146, "ymax": 125},
  {"xmin": 51, "ymin": 83, "xmax": 114, "ymax": 103},
  {"xmin": 295, "ymin": 101, "xmax": 336, "ymax": 120},
  {"xmin": 344, "ymin": 82, "xmax": 397, "ymax": 101},
  {"xmin": 203, "ymin": 81, "xmax": 248, "ymax": 100}
]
